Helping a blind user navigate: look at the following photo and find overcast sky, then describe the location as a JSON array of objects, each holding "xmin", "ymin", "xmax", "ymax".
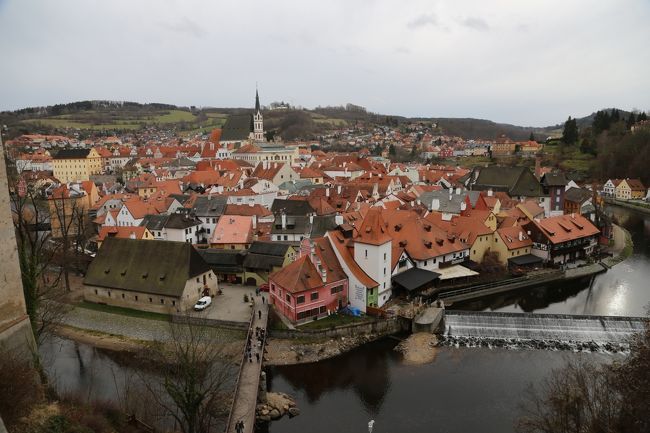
[{"xmin": 1, "ymin": 0, "xmax": 649, "ymax": 126}]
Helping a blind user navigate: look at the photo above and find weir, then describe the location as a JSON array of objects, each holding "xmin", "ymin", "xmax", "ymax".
[{"xmin": 443, "ymin": 311, "xmax": 647, "ymax": 345}]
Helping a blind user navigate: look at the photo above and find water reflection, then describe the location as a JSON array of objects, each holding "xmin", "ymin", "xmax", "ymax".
[
  {"xmin": 452, "ymin": 206, "xmax": 650, "ymax": 316},
  {"xmin": 267, "ymin": 341, "xmax": 620, "ymax": 433},
  {"xmin": 268, "ymin": 339, "xmax": 395, "ymax": 414}
]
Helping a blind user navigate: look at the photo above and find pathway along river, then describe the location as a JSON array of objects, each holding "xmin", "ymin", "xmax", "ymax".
[
  {"xmin": 264, "ymin": 205, "xmax": 650, "ymax": 433},
  {"xmin": 41, "ymin": 206, "xmax": 650, "ymax": 433}
]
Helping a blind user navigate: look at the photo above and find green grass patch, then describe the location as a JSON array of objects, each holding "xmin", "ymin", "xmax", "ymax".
[
  {"xmin": 153, "ymin": 109, "xmax": 196, "ymax": 123},
  {"xmin": 299, "ymin": 313, "xmax": 372, "ymax": 330},
  {"xmin": 76, "ymin": 301, "xmax": 171, "ymax": 322}
]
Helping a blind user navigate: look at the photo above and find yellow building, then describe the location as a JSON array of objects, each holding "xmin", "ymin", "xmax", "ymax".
[
  {"xmin": 493, "ymin": 226, "xmax": 533, "ymax": 265},
  {"xmin": 616, "ymin": 178, "xmax": 646, "ymax": 200},
  {"xmin": 52, "ymin": 148, "xmax": 102, "ymax": 183}
]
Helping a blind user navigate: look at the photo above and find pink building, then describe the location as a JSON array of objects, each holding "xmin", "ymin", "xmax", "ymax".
[{"xmin": 269, "ymin": 237, "xmax": 348, "ymax": 324}]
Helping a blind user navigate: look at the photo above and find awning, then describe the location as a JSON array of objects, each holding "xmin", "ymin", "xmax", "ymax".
[
  {"xmin": 508, "ymin": 254, "xmax": 543, "ymax": 266},
  {"xmin": 436, "ymin": 264, "xmax": 479, "ymax": 280},
  {"xmin": 392, "ymin": 268, "xmax": 441, "ymax": 292}
]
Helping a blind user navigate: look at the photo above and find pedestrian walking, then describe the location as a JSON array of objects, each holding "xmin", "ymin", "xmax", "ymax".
[
  {"xmin": 262, "ymin": 296, "xmax": 265, "ymax": 304},
  {"xmin": 258, "ymin": 310, "xmax": 262, "ymax": 319},
  {"xmin": 256, "ymin": 352, "xmax": 260, "ymax": 362}
]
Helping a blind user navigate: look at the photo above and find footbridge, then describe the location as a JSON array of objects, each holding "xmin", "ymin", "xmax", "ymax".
[{"xmin": 443, "ymin": 310, "xmax": 647, "ymax": 346}]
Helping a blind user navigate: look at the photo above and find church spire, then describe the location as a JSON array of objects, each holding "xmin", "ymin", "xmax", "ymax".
[{"xmin": 255, "ymin": 87, "xmax": 260, "ymax": 113}]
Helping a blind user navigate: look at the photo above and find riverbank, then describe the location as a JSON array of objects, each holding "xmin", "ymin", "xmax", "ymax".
[
  {"xmin": 265, "ymin": 332, "xmax": 388, "ymax": 366},
  {"xmin": 605, "ymin": 197, "xmax": 650, "ymax": 215}
]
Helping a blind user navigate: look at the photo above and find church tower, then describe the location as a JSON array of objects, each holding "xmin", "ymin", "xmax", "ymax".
[{"xmin": 253, "ymin": 88, "xmax": 264, "ymax": 141}]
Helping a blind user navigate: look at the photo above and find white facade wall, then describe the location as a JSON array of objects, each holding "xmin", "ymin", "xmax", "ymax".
[
  {"xmin": 326, "ymin": 234, "xmax": 369, "ymax": 313},
  {"xmin": 116, "ymin": 208, "xmax": 141, "ymax": 227},
  {"xmin": 354, "ymin": 240, "xmax": 392, "ymax": 307}
]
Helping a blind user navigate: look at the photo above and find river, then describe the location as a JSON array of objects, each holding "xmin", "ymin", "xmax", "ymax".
[{"xmin": 42, "ymin": 206, "xmax": 650, "ymax": 433}]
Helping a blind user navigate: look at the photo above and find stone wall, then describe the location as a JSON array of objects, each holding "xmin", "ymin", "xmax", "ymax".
[
  {"xmin": 0, "ymin": 136, "xmax": 35, "ymax": 352},
  {"xmin": 268, "ymin": 316, "xmax": 410, "ymax": 340}
]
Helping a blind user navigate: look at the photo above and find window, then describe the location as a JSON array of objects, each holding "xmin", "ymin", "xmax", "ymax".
[
  {"xmin": 297, "ymin": 295, "xmax": 305, "ymax": 304},
  {"xmin": 172, "ymin": 300, "xmax": 176, "ymax": 306},
  {"xmin": 135, "ymin": 295, "xmax": 138, "ymax": 301},
  {"xmin": 149, "ymin": 297, "xmax": 153, "ymax": 303},
  {"xmin": 383, "ymin": 252, "xmax": 387, "ymax": 261},
  {"xmin": 196, "ymin": 277, "xmax": 200, "ymax": 283},
  {"xmin": 310, "ymin": 292, "xmax": 319, "ymax": 301},
  {"xmin": 473, "ymin": 250, "xmax": 476, "ymax": 255},
  {"xmin": 160, "ymin": 299, "xmax": 164, "ymax": 304},
  {"xmin": 424, "ymin": 260, "xmax": 427, "ymax": 266},
  {"xmin": 286, "ymin": 294, "xmax": 291, "ymax": 303},
  {"xmin": 108, "ymin": 291, "xmax": 111, "ymax": 297},
  {"xmin": 284, "ymin": 235, "xmax": 288, "ymax": 240},
  {"xmin": 365, "ymin": 249, "xmax": 368, "ymax": 258},
  {"xmin": 94, "ymin": 289, "xmax": 98, "ymax": 295},
  {"xmin": 384, "ymin": 267, "xmax": 386, "ymax": 275},
  {"xmin": 331, "ymin": 285, "xmax": 343, "ymax": 295},
  {"xmin": 121, "ymin": 293, "xmax": 125, "ymax": 299}
]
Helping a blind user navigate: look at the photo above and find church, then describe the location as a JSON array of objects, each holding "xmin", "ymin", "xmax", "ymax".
[
  {"xmin": 221, "ymin": 89, "xmax": 300, "ymax": 164},
  {"xmin": 220, "ymin": 89, "xmax": 266, "ymax": 147}
]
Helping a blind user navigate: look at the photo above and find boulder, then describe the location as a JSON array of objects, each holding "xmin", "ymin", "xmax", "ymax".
[
  {"xmin": 269, "ymin": 409, "xmax": 281, "ymax": 420},
  {"xmin": 288, "ymin": 407, "xmax": 301, "ymax": 417}
]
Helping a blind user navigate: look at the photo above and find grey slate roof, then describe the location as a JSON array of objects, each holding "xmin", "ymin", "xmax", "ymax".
[
  {"xmin": 271, "ymin": 199, "xmax": 315, "ymax": 216},
  {"xmin": 541, "ymin": 172, "xmax": 568, "ymax": 187},
  {"xmin": 419, "ymin": 190, "xmax": 467, "ymax": 213},
  {"xmin": 243, "ymin": 253, "xmax": 284, "ymax": 271},
  {"xmin": 468, "ymin": 166, "xmax": 543, "ymax": 197},
  {"xmin": 85, "ymin": 238, "xmax": 211, "ymax": 297},
  {"xmin": 141, "ymin": 214, "xmax": 167, "ymax": 231},
  {"xmin": 164, "ymin": 213, "xmax": 203, "ymax": 229},
  {"xmin": 221, "ymin": 114, "xmax": 253, "ymax": 141},
  {"xmin": 248, "ymin": 241, "xmax": 292, "ymax": 257},
  {"xmin": 54, "ymin": 149, "xmax": 91, "ymax": 159},
  {"xmin": 564, "ymin": 187, "xmax": 592, "ymax": 204},
  {"xmin": 270, "ymin": 215, "xmax": 337, "ymax": 238},
  {"xmin": 189, "ymin": 196, "xmax": 228, "ymax": 218},
  {"xmin": 198, "ymin": 249, "xmax": 245, "ymax": 273}
]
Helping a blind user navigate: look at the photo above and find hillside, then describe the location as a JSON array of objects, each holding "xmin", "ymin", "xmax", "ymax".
[{"xmin": 0, "ymin": 100, "xmax": 630, "ymax": 141}]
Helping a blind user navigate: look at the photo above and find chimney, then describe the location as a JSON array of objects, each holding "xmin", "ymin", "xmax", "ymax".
[
  {"xmin": 431, "ymin": 198, "xmax": 440, "ymax": 211},
  {"xmin": 335, "ymin": 213, "xmax": 343, "ymax": 225},
  {"xmin": 460, "ymin": 201, "xmax": 467, "ymax": 211},
  {"xmin": 337, "ymin": 185, "xmax": 342, "ymax": 194},
  {"xmin": 129, "ymin": 231, "xmax": 136, "ymax": 239},
  {"xmin": 449, "ymin": 188, "xmax": 453, "ymax": 201},
  {"xmin": 320, "ymin": 267, "xmax": 327, "ymax": 283},
  {"xmin": 456, "ymin": 187, "xmax": 461, "ymax": 195},
  {"xmin": 249, "ymin": 201, "xmax": 254, "ymax": 207},
  {"xmin": 326, "ymin": 188, "xmax": 330, "ymax": 197},
  {"xmin": 518, "ymin": 230, "xmax": 523, "ymax": 241},
  {"xmin": 488, "ymin": 188, "xmax": 493, "ymax": 197},
  {"xmin": 309, "ymin": 214, "xmax": 314, "ymax": 224},
  {"xmin": 252, "ymin": 214, "xmax": 257, "ymax": 230},
  {"xmin": 281, "ymin": 213, "xmax": 287, "ymax": 229}
]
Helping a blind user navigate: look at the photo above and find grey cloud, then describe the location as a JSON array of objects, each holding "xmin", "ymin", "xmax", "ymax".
[
  {"xmin": 407, "ymin": 13, "xmax": 438, "ymax": 29},
  {"xmin": 459, "ymin": 16, "xmax": 490, "ymax": 31},
  {"xmin": 158, "ymin": 16, "xmax": 206, "ymax": 38},
  {"xmin": 395, "ymin": 46, "xmax": 411, "ymax": 54}
]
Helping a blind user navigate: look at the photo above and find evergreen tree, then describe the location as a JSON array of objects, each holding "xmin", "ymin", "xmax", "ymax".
[
  {"xmin": 638, "ymin": 112, "xmax": 648, "ymax": 122},
  {"xmin": 627, "ymin": 112, "xmax": 637, "ymax": 129},
  {"xmin": 389, "ymin": 144, "xmax": 396, "ymax": 156},
  {"xmin": 610, "ymin": 108, "xmax": 620, "ymax": 123},
  {"xmin": 562, "ymin": 116, "xmax": 579, "ymax": 144},
  {"xmin": 593, "ymin": 110, "xmax": 611, "ymax": 135},
  {"xmin": 529, "ymin": 132, "xmax": 535, "ymax": 141}
]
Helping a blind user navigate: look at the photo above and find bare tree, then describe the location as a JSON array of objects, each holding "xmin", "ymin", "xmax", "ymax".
[
  {"xmin": 49, "ymin": 186, "xmax": 89, "ymax": 291},
  {"xmin": 11, "ymin": 182, "xmax": 68, "ymax": 345},
  {"xmin": 517, "ymin": 322, "xmax": 650, "ymax": 433},
  {"xmin": 141, "ymin": 319, "xmax": 234, "ymax": 433}
]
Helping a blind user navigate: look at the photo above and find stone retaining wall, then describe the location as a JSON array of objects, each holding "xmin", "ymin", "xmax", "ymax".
[{"xmin": 268, "ymin": 316, "xmax": 410, "ymax": 340}]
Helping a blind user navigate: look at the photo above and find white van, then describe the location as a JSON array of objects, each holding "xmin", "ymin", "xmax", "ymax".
[{"xmin": 194, "ymin": 296, "xmax": 212, "ymax": 311}]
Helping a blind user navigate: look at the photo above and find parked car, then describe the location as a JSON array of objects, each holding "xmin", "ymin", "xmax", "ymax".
[
  {"xmin": 259, "ymin": 283, "xmax": 269, "ymax": 292},
  {"xmin": 194, "ymin": 296, "xmax": 212, "ymax": 311}
]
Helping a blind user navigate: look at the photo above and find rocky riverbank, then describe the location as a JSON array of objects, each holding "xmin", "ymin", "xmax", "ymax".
[
  {"xmin": 265, "ymin": 333, "xmax": 383, "ymax": 365},
  {"xmin": 394, "ymin": 333, "xmax": 439, "ymax": 364},
  {"xmin": 256, "ymin": 392, "xmax": 300, "ymax": 422},
  {"xmin": 439, "ymin": 335, "xmax": 631, "ymax": 353}
]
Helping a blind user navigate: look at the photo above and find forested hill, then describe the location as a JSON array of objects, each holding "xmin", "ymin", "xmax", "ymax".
[{"xmin": 0, "ymin": 99, "xmax": 634, "ymax": 142}]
